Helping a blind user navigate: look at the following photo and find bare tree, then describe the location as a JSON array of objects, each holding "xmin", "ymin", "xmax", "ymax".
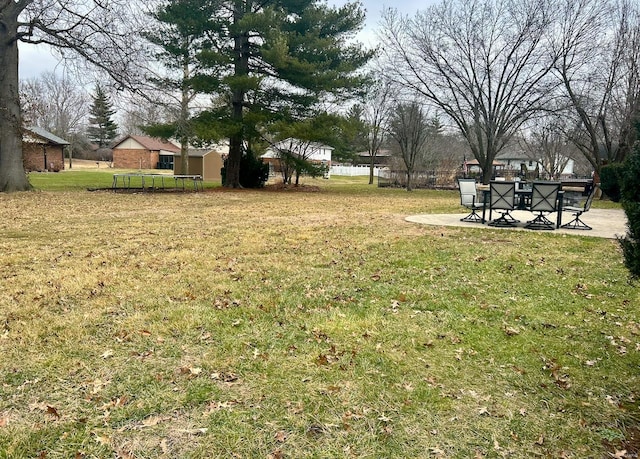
[
  {"xmin": 379, "ymin": 0, "xmax": 558, "ymax": 184},
  {"xmin": 1, "ymin": 0, "xmax": 145, "ymax": 191},
  {"xmin": 118, "ymin": 93, "xmax": 178, "ymax": 136},
  {"xmin": 360, "ymin": 78, "xmax": 395, "ymax": 185},
  {"xmin": 388, "ymin": 101, "xmax": 431, "ymax": 191},
  {"xmin": 519, "ymin": 116, "xmax": 576, "ymax": 180},
  {"xmin": 554, "ymin": 0, "xmax": 640, "ymax": 176},
  {"xmin": 20, "ymin": 72, "xmax": 88, "ymax": 138}
]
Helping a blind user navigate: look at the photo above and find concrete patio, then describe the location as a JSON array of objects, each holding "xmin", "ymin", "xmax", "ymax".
[{"xmin": 406, "ymin": 208, "xmax": 628, "ymax": 239}]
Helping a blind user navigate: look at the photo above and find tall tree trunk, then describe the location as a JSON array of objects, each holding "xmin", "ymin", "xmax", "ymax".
[
  {"xmin": 179, "ymin": 49, "xmax": 190, "ymax": 175},
  {"xmin": 0, "ymin": 12, "xmax": 31, "ymax": 192},
  {"xmin": 224, "ymin": 0, "xmax": 249, "ymax": 188},
  {"xmin": 368, "ymin": 155, "xmax": 375, "ymax": 185}
]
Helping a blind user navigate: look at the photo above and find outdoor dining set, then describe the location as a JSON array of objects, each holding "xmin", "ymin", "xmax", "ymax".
[{"xmin": 458, "ymin": 178, "xmax": 600, "ymax": 231}]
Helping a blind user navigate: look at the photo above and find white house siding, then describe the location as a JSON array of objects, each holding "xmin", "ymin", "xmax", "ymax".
[{"xmin": 330, "ymin": 165, "xmax": 382, "ymax": 177}]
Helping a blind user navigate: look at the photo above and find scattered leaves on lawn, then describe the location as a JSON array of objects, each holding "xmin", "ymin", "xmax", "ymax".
[{"xmin": 542, "ymin": 358, "xmax": 572, "ymax": 389}]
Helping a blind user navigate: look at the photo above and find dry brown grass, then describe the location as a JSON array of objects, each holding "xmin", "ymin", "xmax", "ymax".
[{"xmin": 1, "ymin": 182, "xmax": 639, "ymax": 458}]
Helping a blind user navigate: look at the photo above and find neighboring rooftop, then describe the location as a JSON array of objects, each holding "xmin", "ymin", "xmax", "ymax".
[
  {"xmin": 114, "ymin": 135, "xmax": 180, "ymax": 153},
  {"xmin": 25, "ymin": 126, "xmax": 69, "ymax": 145}
]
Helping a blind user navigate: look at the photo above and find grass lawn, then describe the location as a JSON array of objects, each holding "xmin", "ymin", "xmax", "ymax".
[{"xmin": 0, "ymin": 172, "xmax": 638, "ymax": 458}]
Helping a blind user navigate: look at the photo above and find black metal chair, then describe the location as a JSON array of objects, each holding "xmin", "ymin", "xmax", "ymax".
[
  {"xmin": 458, "ymin": 178, "xmax": 483, "ymax": 222},
  {"xmin": 561, "ymin": 185, "xmax": 599, "ymax": 230},
  {"xmin": 488, "ymin": 181, "xmax": 517, "ymax": 227},
  {"xmin": 525, "ymin": 182, "xmax": 561, "ymax": 230}
]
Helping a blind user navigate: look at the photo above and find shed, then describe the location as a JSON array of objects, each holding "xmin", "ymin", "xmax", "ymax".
[
  {"xmin": 173, "ymin": 149, "xmax": 224, "ymax": 181},
  {"xmin": 112, "ymin": 135, "xmax": 180, "ymax": 170},
  {"xmin": 23, "ymin": 126, "xmax": 69, "ymax": 172}
]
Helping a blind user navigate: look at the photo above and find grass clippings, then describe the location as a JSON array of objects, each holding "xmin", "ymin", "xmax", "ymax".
[{"xmin": 0, "ymin": 175, "xmax": 638, "ymax": 458}]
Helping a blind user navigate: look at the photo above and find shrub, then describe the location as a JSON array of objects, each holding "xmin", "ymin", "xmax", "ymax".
[
  {"xmin": 221, "ymin": 151, "xmax": 269, "ymax": 188},
  {"xmin": 618, "ymin": 139, "xmax": 640, "ymax": 279},
  {"xmin": 600, "ymin": 162, "xmax": 626, "ymax": 202}
]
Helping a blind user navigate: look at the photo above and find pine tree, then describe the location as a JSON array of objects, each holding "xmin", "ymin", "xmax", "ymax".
[
  {"xmin": 87, "ymin": 84, "xmax": 118, "ymax": 148},
  {"xmin": 188, "ymin": 0, "xmax": 372, "ymax": 188}
]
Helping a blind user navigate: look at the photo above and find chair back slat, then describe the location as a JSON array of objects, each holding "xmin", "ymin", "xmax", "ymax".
[{"xmin": 530, "ymin": 182, "xmax": 561, "ymax": 212}]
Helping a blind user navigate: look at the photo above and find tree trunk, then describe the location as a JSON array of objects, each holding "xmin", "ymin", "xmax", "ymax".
[
  {"xmin": 224, "ymin": 1, "xmax": 249, "ymax": 188},
  {"xmin": 481, "ymin": 165, "xmax": 493, "ymax": 185},
  {"xmin": 368, "ymin": 155, "xmax": 375, "ymax": 185},
  {"xmin": 179, "ymin": 53, "xmax": 190, "ymax": 175},
  {"xmin": 0, "ymin": 13, "xmax": 31, "ymax": 192}
]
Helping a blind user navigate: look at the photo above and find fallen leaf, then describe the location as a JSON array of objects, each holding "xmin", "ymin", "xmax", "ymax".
[
  {"xmin": 46, "ymin": 406, "xmax": 60, "ymax": 419},
  {"xmin": 141, "ymin": 415, "xmax": 171, "ymax": 428},
  {"xmin": 0, "ymin": 417, "xmax": 7, "ymax": 427},
  {"xmin": 274, "ymin": 430, "xmax": 288, "ymax": 442},
  {"xmin": 93, "ymin": 433, "xmax": 111, "ymax": 446},
  {"xmin": 504, "ymin": 326, "xmax": 520, "ymax": 336},
  {"xmin": 268, "ymin": 449, "xmax": 284, "ymax": 459},
  {"xmin": 101, "ymin": 349, "xmax": 114, "ymax": 359}
]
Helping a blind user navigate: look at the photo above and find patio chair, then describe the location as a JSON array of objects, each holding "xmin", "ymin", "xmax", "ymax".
[
  {"xmin": 525, "ymin": 181, "xmax": 561, "ymax": 230},
  {"xmin": 561, "ymin": 184, "xmax": 599, "ymax": 230},
  {"xmin": 488, "ymin": 181, "xmax": 517, "ymax": 227},
  {"xmin": 458, "ymin": 178, "xmax": 483, "ymax": 223}
]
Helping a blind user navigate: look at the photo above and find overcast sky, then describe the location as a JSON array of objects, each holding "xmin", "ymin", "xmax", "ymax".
[{"xmin": 18, "ymin": 1, "xmax": 435, "ymax": 80}]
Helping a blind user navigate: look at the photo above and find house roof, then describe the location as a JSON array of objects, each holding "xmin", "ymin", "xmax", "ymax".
[
  {"xmin": 262, "ymin": 138, "xmax": 334, "ymax": 159},
  {"xmin": 114, "ymin": 135, "xmax": 180, "ymax": 153},
  {"xmin": 466, "ymin": 159, "xmax": 506, "ymax": 166},
  {"xmin": 25, "ymin": 126, "xmax": 69, "ymax": 145},
  {"xmin": 357, "ymin": 149, "xmax": 393, "ymax": 158},
  {"xmin": 496, "ymin": 150, "xmax": 533, "ymax": 160},
  {"xmin": 172, "ymin": 149, "xmax": 222, "ymax": 158}
]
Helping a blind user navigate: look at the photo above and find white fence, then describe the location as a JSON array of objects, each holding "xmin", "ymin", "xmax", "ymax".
[{"xmin": 330, "ymin": 165, "xmax": 382, "ymax": 177}]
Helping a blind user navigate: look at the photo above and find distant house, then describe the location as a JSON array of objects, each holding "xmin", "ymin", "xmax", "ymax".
[
  {"xmin": 261, "ymin": 138, "xmax": 333, "ymax": 174},
  {"xmin": 496, "ymin": 150, "xmax": 574, "ymax": 178},
  {"xmin": 23, "ymin": 126, "xmax": 69, "ymax": 172},
  {"xmin": 173, "ymin": 148, "xmax": 225, "ymax": 181},
  {"xmin": 464, "ymin": 158, "xmax": 506, "ymax": 174},
  {"xmin": 353, "ymin": 149, "xmax": 393, "ymax": 167},
  {"xmin": 112, "ymin": 135, "xmax": 180, "ymax": 170}
]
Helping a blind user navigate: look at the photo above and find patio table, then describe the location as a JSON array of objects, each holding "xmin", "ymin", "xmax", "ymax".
[{"xmin": 479, "ymin": 185, "xmax": 565, "ymax": 228}]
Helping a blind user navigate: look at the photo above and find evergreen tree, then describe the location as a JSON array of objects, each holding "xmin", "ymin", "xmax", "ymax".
[
  {"xmin": 188, "ymin": 0, "xmax": 372, "ymax": 188},
  {"xmin": 87, "ymin": 84, "xmax": 118, "ymax": 148},
  {"xmin": 142, "ymin": 0, "xmax": 219, "ymax": 174},
  {"xmin": 619, "ymin": 125, "xmax": 640, "ymax": 279}
]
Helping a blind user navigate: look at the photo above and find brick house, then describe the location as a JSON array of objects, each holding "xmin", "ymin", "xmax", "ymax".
[
  {"xmin": 112, "ymin": 135, "xmax": 180, "ymax": 169},
  {"xmin": 23, "ymin": 126, "xmax": 69, "ymax": 172}
]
